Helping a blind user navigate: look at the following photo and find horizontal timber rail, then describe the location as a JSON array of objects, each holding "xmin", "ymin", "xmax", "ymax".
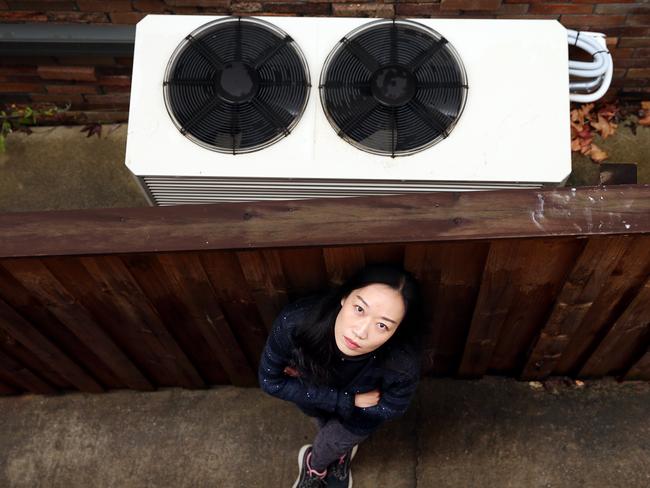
[
  {"xmin": 0, "ymin": 185, "xmax": 648, "ymax": 258},
  {"xmin": 0, "ymin": 185, "xmax": 648, "ymax": 396}
]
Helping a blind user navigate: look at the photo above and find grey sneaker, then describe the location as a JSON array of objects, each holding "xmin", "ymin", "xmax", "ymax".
[
  {"xmin": 292, "ymin": 444, "xmax": 328, "ymax": 488},
  {"xmin": 324, "ymin": 444, "xmax": 358, "ymax": 488}
]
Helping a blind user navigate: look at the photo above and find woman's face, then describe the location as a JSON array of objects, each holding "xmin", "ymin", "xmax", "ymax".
[{"xmin": 334, "ymin": 283, "xmax": 406, "ymax": 356}]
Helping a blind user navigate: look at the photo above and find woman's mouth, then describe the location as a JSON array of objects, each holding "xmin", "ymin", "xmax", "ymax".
[{"xmin": 344, "ymin": 336, "xmax": 360, "ymax": 350}]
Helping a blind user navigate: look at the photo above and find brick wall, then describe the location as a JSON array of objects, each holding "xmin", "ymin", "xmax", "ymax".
[{"xmin": 1, "ymin": 0, "xmax": 648, "ymax": 121}]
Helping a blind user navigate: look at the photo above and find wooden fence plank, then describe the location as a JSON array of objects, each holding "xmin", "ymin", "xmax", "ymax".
[
  {"xmin": 364, "ymin": 244, "xmax": 405, "ymax": 265},
  {"xmin": 0, "ymin": 328, "xmax": 69, "ymax": 389},
  {"xmin": 200, "ymin": 250, "xmax": 268, "ymax": 372},
  {"xmin": 278, "ymin": 247, "xmax": 329, "ymax": 301},
  {"xmin": 0, "ymin": 263, "xmax": 121, "ymax": 388},
  {"xmin": 624, "ymin": 347, "xmax": 650, "ymax": 380},
  {"xmin": 554, "ymin": 236, "xmax": 650, "ymax": 375},
  {"xmin": 323, "ymin": 246, "xmax": 366, "ymax": 287},
  {"xmin": 579, "ymin": 274, "xmax": 650, "ymax": 377},
  {"xmin": 458, "ymin": 240, "xmax": 523, "ymax": 378},
  {"xmin": 2, "ymin": 186, "xmax": 647, "ymax": 259},
  {"xmin": 404, "ymin": 243, "xmax": 441, "ymax": 375},
  {"xmin": 0, "ymin": 296, "xmax": 103, "ymax": 392},
  {"xmin": 0, "ymin": 349, "xmax": 57, "ymax": 394},
  {"xmin": 1, "ymin": 259, "xmax": 152, "ymax": 391},
  {"xmin": 522, "ymin": 236, "xmax": 632, "ymax": 379},
  {"xmin": 155, "ymin": 252, "xmax": 256, "ymax": 386},
  {"xmin": 487, "ymin": 239, "xmax": 583, "ymax": 374},
  {"xmin": 121, "ymin": 253, "xmax": 227, "ymax": 385},
  {"xmin": 77, "ymin": 256, "xmax": 204, "ymax": 389},
  {"xmin": 0, "ymin": 381, "xmax": 18, "ymax": 395},
  {"xmin": 237, "ymin": 250, "xmax": 288, "ymax": 331},
  {"xmin": 406, "ymin": 241, "xmax": 489, "ymax": 375}
]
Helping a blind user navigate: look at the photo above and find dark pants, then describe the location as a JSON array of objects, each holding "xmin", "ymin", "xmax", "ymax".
[{"xmin": 298, "ymin": 406, "xmax": 373, "ymax": 472}]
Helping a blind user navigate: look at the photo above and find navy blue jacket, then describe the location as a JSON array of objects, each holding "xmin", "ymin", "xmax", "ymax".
[{"xmin": 258, "ymin": 296, "xmax": 422, "ymax": 436}]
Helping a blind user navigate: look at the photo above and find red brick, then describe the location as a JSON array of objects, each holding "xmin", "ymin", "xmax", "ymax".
[
  {"xmin": 626, "ymin": 68, "xmax": 650, "ymax": 78},
  {"xmin": 46, "ymin": 84, "xmax": 99, "ymax": 94},
  {"xmin": 618, "ymin": 37, "xmax": 650, "ymax": 48},
  {"xmin": 76, "ymin": 0, "xmax": 132, "ymax": 11},
  {"xmin": 560, "ymin": 14, "xmax": 626, "ymax": 28},
  {"xmin": 0, "ymin": 10, "xmax": 47, "ymax": 21},
  {"xmin": 84, "ymin": 92, "xmax": 130, "ymax": 107},
  {"xmin": 0, "ymin": 1, "xmax": 8, "ymax": 8},
  {"xmin": 495, "ymin": 13, "xmax": 559, "ymax": 19},
  {"xmin": 0, "ymin": 82, "xmax": 44, "ymax": 93},
  {"xmin": 98, "ymin": 75, "xmax": 131, "ymax": 86},
  {"xmin": 47, "ymin": 11, "xmax": 108, "ymax": 22},
  {"xmin": 261, "ymin": 2, "xmax": 329, "ymax": 15},
  {"xmin": 634, "ymin": 48, "xmax": 650, "ymax": 58},
  {"xmin": 613, "ymin": 58, "xmax": 650, "ymax": 68},
  {"xmin": 495, "ymin": 3, "xmax": 529, "ymax": 14},
  {"xmin": 31, "ymin": 93, "xmax": 84, "ymax": 104},
  {"xmin": 6, "ymin": 1, "xmax": 76, "ymax": 10},
  {"xmin": 441, "ymin": 0, "xmax": 500, "ymax": 10},
  {"xmin": 627, "ymin": 15, "xmax": 650, "ymax": 26},
  {"xmin": 597, "ymin": 27, "xmax": 650, "ymax": 38},
  {"xmin": 55, "ymin": 56, "xmax": 117, "ymax": 66},
  {"xmin": 132, "ymin": 0, "xmax": 169, "ymax": 12},
  {"xmin": 0, "ymin": 66, "xmax": 38, "ymax": 77},
  {"xmin": 38, "ymin": 65, "xmax": 97, "ymax": 81},
  {"xmin": 572, "ymin": 0, "xmax": 634, "ymax": 3},
  {"xmin": 529, "ymin": 3, "xmax": 593, "ymax": 14},
  {"xmin": 595, "ymin": 4, "xmax": 650, "ymax": 15},
  {"xmin": 231, "ymin": 1, "xmax": 261, "ymax": 12},
  {"xmin": 332, "ymin": 3, "xmax": 394, "ymax": 17},
  {"xmin": 611, "ymin": 47, "xmax": 634, "ymax": 59},
  {"xmin": 115, "ymin": 57, "xmax": 134, "ymax": 67},
  {"xmin": 109, "ymin": 11, "xmax": 148, "ymax": 23},
  {"xmin": 396, "ymin": 3, "xmax": 442, "ymax": 16},
  {"xmin": 164, "ymin": 0, "xmax": 229, "ymax": 6}
]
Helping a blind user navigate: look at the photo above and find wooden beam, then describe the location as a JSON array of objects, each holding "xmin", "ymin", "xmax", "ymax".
[
  {"xmin": 0, "ymin": 185, "xmax": 648, "ymax": 258},
  {"xmin": 624, "ymin": 348, "xmax": 650, "ymax": 380},
  {"xmin": 521, "ymin": 236, "xmax": 631, "ymax": 379}
]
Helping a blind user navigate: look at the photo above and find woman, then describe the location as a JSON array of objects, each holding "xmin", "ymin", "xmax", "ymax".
[{"xmin": 258, "ymin": 263, "xmax": 425, "ymax": 488}]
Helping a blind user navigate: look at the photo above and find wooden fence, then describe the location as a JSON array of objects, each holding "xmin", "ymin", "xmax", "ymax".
[{"xmin": 0, "ymin": 185, "xmax": 649, "ymax": 395}]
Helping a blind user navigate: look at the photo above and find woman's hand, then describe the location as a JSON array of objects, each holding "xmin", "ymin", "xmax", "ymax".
[
  {"xmin": 354, "ymin": 389, "xmax": 381, "ymax": 408},
  {"xmin": 283, "ymin": 366, "xmax": 300, "ymax": 377}
]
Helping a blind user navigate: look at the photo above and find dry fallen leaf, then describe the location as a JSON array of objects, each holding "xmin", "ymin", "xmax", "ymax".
[
  {"xmin": 591, "ymin": 114, "xmax": 617, "ymax": 139},
  {"xmin": 588, "ymin": 143, "xmax": 608, "ymax": 163},
  {"xmin": 641, "ymin": 101, "xmax": 650, "ymax": 110}
]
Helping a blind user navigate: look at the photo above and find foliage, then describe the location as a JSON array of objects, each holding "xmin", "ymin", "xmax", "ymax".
[
  {"xmin": 570, "ymin": 101, "xmax": 619, "ymax": 163},
  {"xmin": 0, "ymin": 103, "xmax": 70, "ymax": 153}
]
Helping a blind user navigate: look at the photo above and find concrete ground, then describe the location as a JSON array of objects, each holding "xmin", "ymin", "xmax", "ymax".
[
  {"xmin": 0, "ymin": 121, "xmax": 649, "ymax": 212},
  {"xmin": 0, "ymin": 377, "xmax": 649, "ymax": 488}
]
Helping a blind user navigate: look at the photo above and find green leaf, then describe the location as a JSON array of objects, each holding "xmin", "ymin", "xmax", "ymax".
[{"xmin": 0, "ymin": 133, "xmax": 5, "ymax": 153}]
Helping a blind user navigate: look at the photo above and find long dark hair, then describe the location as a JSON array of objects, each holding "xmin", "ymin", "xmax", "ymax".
[{"xmin": 291, "ymin": 263, "xmax": 424, "ymax": 386}]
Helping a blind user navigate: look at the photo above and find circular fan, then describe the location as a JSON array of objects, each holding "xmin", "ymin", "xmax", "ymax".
[
  {"xmin": 319, "ymin": 19, "xmax": 468, "ymax": 157},
  {"xmin": 163, "ymin": 17, "xmax": 310, "ymax": 154}
]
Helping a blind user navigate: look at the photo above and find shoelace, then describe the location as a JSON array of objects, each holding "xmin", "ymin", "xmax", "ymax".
[
  {"xmin": 300, "ymin": 451, "xmax": 327, "ymax": 488},
  {"xmin": 329, "ymin": 452, "xmax": 349, "ymax": 480}
]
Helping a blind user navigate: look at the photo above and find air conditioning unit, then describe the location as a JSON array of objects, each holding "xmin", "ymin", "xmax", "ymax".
[{"xmin": 125, "ymin": 15, "xmax": 571, "ymax": 206}]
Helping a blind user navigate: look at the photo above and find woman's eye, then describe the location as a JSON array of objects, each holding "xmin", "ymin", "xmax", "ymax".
[
  {"xmin": 378, "ymin": 323, "xmax": 389, "ymax": 331},
  {"xmin": 354, "ymin": 305, "xmax": 363, "ymax": 313}
]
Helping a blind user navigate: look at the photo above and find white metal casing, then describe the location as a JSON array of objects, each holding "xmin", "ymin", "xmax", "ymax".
[{"xmin": 125, "ymin": 15, "xmax": 571, "ymax": 205}]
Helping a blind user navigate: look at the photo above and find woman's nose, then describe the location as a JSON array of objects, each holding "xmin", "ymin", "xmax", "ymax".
[{"xmin": 354, "ymin": 320, "xmax": 370, "ymax": 339}]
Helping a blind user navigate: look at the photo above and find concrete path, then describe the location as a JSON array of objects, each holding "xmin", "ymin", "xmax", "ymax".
[{"xmin": 1, "ymin": 377, "xmax": 649, "ymax": 487}]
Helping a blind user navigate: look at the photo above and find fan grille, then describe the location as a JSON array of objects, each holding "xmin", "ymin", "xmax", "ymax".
[
  {"xmin": 163, "ymin": 17, "xmax": 310, "ymax": 154},
  {"xmin": 319, "ymin": 19, "xmax": 468, "ymax": 157}
]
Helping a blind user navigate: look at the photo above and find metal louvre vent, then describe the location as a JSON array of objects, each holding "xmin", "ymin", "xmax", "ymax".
[
  {"xmin": 142, "ymin": 176, "xmax": 543, "ymax": 206},
  {"xmin": 319, "ymin": 19, "xmax": 468, "ymax": 158},
  {"xmin": 162, "ymin": 17, "xmax": 310, "ymax": 154}
]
